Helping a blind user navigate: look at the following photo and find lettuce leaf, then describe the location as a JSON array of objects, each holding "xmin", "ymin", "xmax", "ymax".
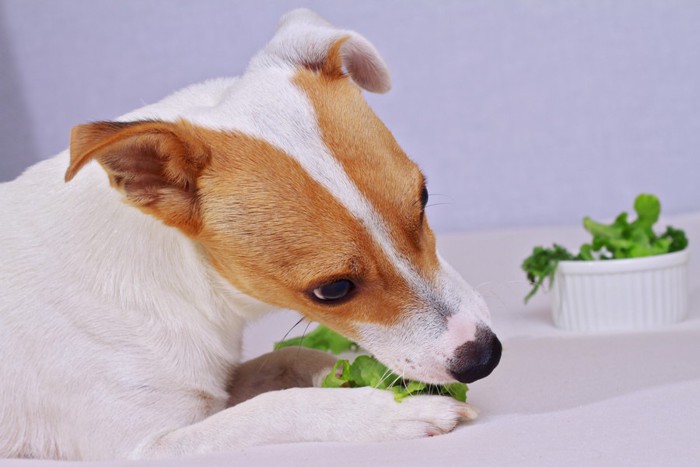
[
  {"xmin": 277, "ymin": 326, "xmax": 468, "ymax": 402},
  {"xmin": 275, "ymin": 325, "xmax": 358, "ymax": 354},
  {"xmin": 321, "ymin": 354, "xmax": 468, "ymax": 402}
]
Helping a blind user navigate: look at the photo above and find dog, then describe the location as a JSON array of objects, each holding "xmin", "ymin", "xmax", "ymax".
[{"xmin": 0, "ymin": 9, "xmax": 501, "ymax": 460}]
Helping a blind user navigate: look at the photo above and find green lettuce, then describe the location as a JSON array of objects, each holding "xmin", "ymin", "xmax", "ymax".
[
  {"xmin": 323, "ymin": 356, "xmax": 468, "ymax": 402},
  {"xmin": 274, "ymin": 324, "xmax": 358, "ymax": 354},
  {"xmin": 275, "ymin": 325, "xmax": 468, "ymax": 402},
  {"xmin": 522, "ymin": 193, "xmax": 688, "ymax": 302}
]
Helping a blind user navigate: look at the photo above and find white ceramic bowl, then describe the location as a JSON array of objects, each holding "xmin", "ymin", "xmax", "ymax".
[{"xmin": 551, "ymin": 249, "xmax": 689, "ymax": 332}]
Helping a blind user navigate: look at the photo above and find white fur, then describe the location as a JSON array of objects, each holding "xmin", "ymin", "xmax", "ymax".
[
  {"xmin": 130, "ymin": 388, "xmax": 475, "ymax": 458},
  {"xmin": 0, "ymin": 9, "xmax": 485, "ymax": 460},
  {"xmin": 0, "ymin": 151, "xmax": 268, "ymax": 459}
]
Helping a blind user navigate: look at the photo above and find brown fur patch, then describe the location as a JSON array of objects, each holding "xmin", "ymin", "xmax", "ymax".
[
  {"xmin": 226, "ymin": 348, "xmax": 337, "ymax": 407},
  {"xmin": 193, "ymin": 127, "xmax": 418, "ymax": 334}
]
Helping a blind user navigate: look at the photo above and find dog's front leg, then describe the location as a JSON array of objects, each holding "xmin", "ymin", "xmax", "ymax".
[
  {"xmin": 130, "ymin": 387, "xmax": 477, "ymax": 458},
  {"xmin": 227, "ymin": 347, "xmax": 337, "ymax": 406}
]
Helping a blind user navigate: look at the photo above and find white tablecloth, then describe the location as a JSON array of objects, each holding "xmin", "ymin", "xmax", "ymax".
[{"xmin": 4, "ymin": 214, "xmax": 699, "ymax": 466}]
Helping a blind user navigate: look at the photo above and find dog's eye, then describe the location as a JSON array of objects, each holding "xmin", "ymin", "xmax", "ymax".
[
  {"xmin": 420, "ymin": 185, "xmax": 429, "ymax": 210},
  {"xmin": 419, "ymin": 185, "xmax": 429, "ymax": 224},
  {"xmin": 312, "ymin": 280, "xmax": 355, "ymax": 302}
]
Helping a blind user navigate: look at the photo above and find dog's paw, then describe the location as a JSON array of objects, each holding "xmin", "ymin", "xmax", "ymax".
[
  {"xmin": 393, "ymin": 392, "xmax": 478, "ymax": 437},
  {"xmin": 383, "ymin": 392, "xmax": 478, "ymax": 439},
  {"xmin": 338, "ymin": 387, "xmax": 478, "ymax": 442}
]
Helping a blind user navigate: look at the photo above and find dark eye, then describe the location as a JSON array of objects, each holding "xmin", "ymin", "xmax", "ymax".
[
  {"xmin": 312, "ymin": 280, "xmax": 355, "ymax": 302},
  {"xmin": 420, "ymin": 185, "xmax": 429, "ymax": 209}
]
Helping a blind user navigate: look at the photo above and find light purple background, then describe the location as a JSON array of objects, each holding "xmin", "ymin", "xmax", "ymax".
[{"xmin": 1, "ymin": 0, "xmax": 699, "ymax": 232}]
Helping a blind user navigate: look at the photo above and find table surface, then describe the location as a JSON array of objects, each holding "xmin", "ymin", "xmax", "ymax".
[{"xmin": 4, "ymin": 213, "xmax": 699, "ymax": 467}]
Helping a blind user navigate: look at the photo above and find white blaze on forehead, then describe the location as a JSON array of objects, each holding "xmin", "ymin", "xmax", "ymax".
[{"xmin": 185, "ymin": 66, "xmax": 428, "ymax": 298}]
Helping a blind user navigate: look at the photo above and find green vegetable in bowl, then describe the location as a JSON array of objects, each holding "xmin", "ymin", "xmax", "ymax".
[
  {"xmin": 522, "ymin": 193, "xmax": 688, "ymax": 302},
  {"xmin": 521, "ymin": 244, "xmax": 576, "ymax": 302},
  {"xmin": 275, "ymin": 325, "xmax": 468, "ymax": 402}
]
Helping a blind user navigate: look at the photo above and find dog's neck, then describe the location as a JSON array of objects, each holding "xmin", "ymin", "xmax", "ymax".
[{"xmin": 20, "ymin": 152, "xmax": 274, "ymax": 386}]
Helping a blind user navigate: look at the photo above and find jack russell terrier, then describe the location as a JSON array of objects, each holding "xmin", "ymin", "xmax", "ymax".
[{"xmin": 0, "ymin": 9, "xmax": 501, "ymax": 460}]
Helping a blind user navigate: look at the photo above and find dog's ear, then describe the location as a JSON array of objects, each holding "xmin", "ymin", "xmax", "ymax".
[
  {"xmin": 65, "ymin": 120, "xmax": 210, "ymax": 235},
  {"xmin": 255, "ymin": 8, "xmax": 391, "ymax": 93}
]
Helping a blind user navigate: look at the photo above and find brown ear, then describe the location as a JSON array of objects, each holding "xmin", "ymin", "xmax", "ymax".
[{"xmin": 66, "ymin": 119, "xmax": 210, "ymax": 235}]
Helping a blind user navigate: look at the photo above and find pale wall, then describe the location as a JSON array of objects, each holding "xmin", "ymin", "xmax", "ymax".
[{"xmin": 1, "ymin": 0, "xmax": 698, "ymax": 232}]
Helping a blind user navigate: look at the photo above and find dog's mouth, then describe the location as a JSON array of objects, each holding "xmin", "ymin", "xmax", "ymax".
[
  {"xmin": 360, "ymin": 328, "xmax": 502, "ymax": 386},
  {"xmin": 402, "ymin": 367, "xmax": 457, "ymax": 386}
]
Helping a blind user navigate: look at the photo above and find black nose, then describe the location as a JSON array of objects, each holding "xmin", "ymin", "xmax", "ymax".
[{"xmin": 449, "ymin": 327, "xmax": 502, "ymax": 384}]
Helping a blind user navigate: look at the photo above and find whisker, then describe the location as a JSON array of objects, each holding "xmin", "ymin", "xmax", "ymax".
[
  {"xmin": 278, "ymin": 317, "xmax": 305, "ymax": 344},
  {"xmin": 295, "ymin": 321, "xmax": 313, "ymax": 359},
  {"xmin": 476, "ymin": 279, "xmax": 531, "ymax": 291},
  {"xmin": 477, "ymin": 289, "xmax": 498, "ymax": 298},
  {"xmin": 476, "ymin": 286, "xmax": 509, "ymax": 312},
  {"xmin": 373, "ymin": 367, "xmax": 393, "ymax": 390},
  {"xmin": 254, "ymin": 316, "xmax": 306, "ymax": 375},
  {"xmin": 388, "ymin": 373, "xmax": 402, "ymax": 388},
  {"xmin": 400, "ymin": 366, "xmax": 418, "ymax": 399},
  {"xmin": 475, "ymin": 279, "xmax": 536, "ymax": 312},
  {"xmin": 426, "ymin": 202, "xmax": 453, "ymax": 209},
  {"xmin": 504, "ymin": 279, "xmax": 531, "ymax": 286}
]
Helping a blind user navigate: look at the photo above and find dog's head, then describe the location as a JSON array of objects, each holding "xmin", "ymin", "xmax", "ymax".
[{"xmin": 65, "ymin": 9, "xmax": 501, "ymax": 384}]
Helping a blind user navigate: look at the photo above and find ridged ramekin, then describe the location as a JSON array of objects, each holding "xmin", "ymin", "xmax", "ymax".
[{"xmin": 551, "ymin": 249, "xmax": 689, "ymax": 332}]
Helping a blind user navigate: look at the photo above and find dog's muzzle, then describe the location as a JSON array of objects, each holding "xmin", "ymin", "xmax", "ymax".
[{"xmin": 448, "ymin": 326, "xmax": 502, "ymax": 383}]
